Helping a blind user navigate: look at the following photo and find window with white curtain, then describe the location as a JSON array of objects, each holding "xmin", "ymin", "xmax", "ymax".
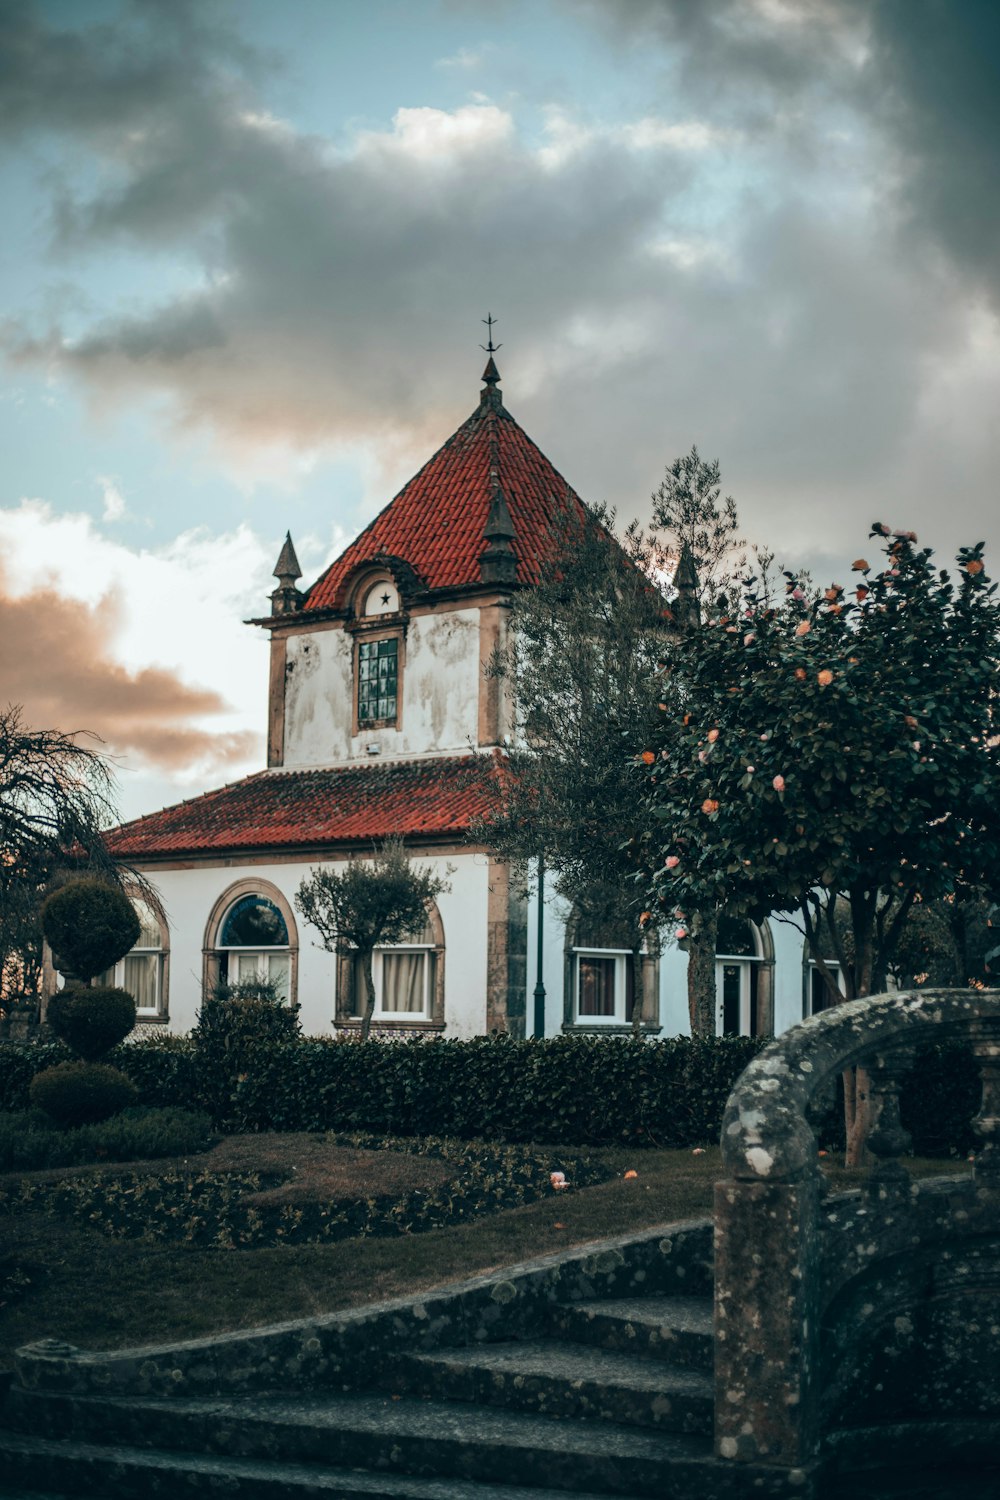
[
  {"xmin": 102, "ymin": 900, "xmax": 166, "ymax": 1017},
  {"xmin": 356, "ymin": 918, "xmax": 435, "ymax": 1020}
]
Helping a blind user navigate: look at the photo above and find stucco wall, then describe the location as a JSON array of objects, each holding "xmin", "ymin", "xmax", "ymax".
[
  {"xmin": 146, "ymin": 852, "xmax": 490, "ymax": 1038},
  {"xmin": 282, "ymin": 609, "xmax": 482, "ymax": 768}
]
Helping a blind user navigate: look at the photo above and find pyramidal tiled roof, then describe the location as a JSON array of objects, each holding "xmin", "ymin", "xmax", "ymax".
[
  {"xmin": 305, "ymin": 371, "xmax": 590, "ymax": 610},
  {"xmin": 106, "ymin": 756, "xmax": 495, "ymax": 860}
]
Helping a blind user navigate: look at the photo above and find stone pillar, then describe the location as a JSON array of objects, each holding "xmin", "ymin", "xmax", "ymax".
[
  {"xmin": 714, "ymin": 1164, "xmax": 822, "ymax": 1468},
  {"xmin": 486, "ymin": 857, "xmax": 527, "ymax": 1036},
  {"xmin": 969, "ymin": 1016, "xmax": 1000, "ymax": 1191}
]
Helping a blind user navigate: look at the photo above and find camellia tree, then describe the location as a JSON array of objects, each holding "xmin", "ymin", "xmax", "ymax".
[
  {"xmin": 295, "ymin": 839, "xmax": 449, "ymax": 1041},
  {"xmin": 637, "ymin": 525, "xmax": 1000, "ymax": 1161}
]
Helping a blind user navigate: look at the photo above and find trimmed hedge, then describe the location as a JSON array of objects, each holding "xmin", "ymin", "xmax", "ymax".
[
  {"xmin": 0, "ymin": 1107, "xmax": 214, "ymax": 1172},
  {"xmin": 0, "ymin": 1030, "xmax": 984, "ymax": 1152},
  {"xmin": 29, "ymin": 1061, "xmax": 139, "ymax": 1126}
]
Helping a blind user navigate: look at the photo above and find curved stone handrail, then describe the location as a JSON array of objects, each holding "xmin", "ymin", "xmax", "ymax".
[
  {"xmin": 714, "ymin": 986, "xmax": 1000, "ymax": 1481},
  {"xmin": 720, "ymin": 987, "xmax": 1000, "ymax": 1182}
]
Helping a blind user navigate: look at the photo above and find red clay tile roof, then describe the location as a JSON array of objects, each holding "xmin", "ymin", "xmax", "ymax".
[
  {"xmin": 305, "ymin": 383, "xmax": 590, "ymax": 610},
  {"xmin": 106, "ymin": 756, "xmax": 494, "ymax": 860}
]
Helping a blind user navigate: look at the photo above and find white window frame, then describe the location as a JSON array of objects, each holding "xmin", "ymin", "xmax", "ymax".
[
  {"xmin": 715, "ymin": 921, "xmax": 765, "ymax": 1037},
  {"xmin": 804, "ymin": 958, "xmax": 846, "ymax": 1018},
  {"xmin": 366, "ymin": 941, "xmax": 435, "ymax": 1022},
  {"xmin": 572, "ymin": 946, "xmax": 632, "ymax": 1026},
  {"xmin": 103, "ymin": 901, "xmax": 166, "ymax": 1018},
  {"xmin": 222, "ymin": 948, "xmax": 292, "ymax": 1001}
]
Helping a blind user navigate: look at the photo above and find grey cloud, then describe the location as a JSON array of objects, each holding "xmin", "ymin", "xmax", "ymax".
[{"xmin": 3, "ymin": 0, "xmax": 998, "ymax": 574}]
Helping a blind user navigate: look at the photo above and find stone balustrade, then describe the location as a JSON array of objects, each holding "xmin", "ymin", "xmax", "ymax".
[{"xmin": 714, "ymin": 987, "xmax": 1000, "ymax": 1486}]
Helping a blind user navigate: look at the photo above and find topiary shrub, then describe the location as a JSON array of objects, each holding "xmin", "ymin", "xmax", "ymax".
[
  {"xmin": 192, "ymin": 979, "xmax": 302, "ymax": 1127},
  {"xmin": 48, "ymin": 983, "xmax": 137, "ymax": 1061},
  {"xmin": 41, "ymin": 879, "xmax": 140, "ymax": 982},
  {"xmin": 29, "ymin": 1061, "xmax": 139, "ymax": 1127}
]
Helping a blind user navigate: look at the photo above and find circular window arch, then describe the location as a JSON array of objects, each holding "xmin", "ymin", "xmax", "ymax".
[{"xmin": 204, "ymin": 880, "xmax": 298, "ymax": 1004}]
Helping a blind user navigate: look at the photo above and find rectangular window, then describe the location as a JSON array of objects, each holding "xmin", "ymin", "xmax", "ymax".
[
  {"xmin": 573, "ymin": 949, "xmax": 635, "ymax": 1024},
  {"xmin": 355, "ymin": 948, "xmax": 433, "ymax": 1020},
  {"xmin": 358, "ymin": 637, "xmax": 398, "ymax": 724}
]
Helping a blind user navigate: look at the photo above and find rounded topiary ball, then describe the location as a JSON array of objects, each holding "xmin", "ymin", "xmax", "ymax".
[
  {"xmin": 42, "ymin": 880, "xmax": 141, "ymax": 982},
  {"xmin": 48, "ymin": 984, "xmax": 138, "ymax": 1061},
  {"xmin": 29, "ymin": 1061, "xmax": 139, "ymax": 1127}
]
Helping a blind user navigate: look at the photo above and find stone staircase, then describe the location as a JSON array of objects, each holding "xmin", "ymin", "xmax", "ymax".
[{"xmin": 0, "ymin": 1222, "xmax": 803, "ymax": 1499}]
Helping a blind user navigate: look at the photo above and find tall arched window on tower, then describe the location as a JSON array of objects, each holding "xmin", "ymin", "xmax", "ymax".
[
  {"xmin": 715, "ymin": 914, "xmax": 773, "ymax": 1037},
  {"xmin": 207, "ymin": 884, "xmax": 297, "ymax": 1003}
]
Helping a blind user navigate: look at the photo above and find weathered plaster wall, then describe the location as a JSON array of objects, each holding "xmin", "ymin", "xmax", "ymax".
[
  {"xmin": 282, "ymin": 609, "xmax": 482, "ymax": 768},
  {"xmin": 146, "ymin": 852, "xmax": 489, "ymax": 1038}
]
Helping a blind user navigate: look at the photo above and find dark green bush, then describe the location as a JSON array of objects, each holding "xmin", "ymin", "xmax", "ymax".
[
  {"xmin": 0, "ymin": 1028, "xmax": 985, "ymax": 1153},
  {"xmin": 191, "ymin": 981, "xmax": 302, "ymax": 1126},
  {"xmin": 48, "ymin": 983, "xmax": 137, "ymax": 1061},
  {"xmin": 41, "ymin": 879, "xmax": 140, "ymax": 982},
  {"xmin": 0, "ymin": 1106, "xmax": 213, "ymax": 1171},
  {"xmin": 29, "ymin": 1061, "xmax": 139, "ymax": 1127}
]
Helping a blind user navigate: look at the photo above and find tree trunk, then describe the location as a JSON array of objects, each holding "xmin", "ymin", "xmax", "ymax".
[
  {"xmin": 359, "ymin": 951, "xmax": 376, "ymax": 1042},
  {"xmin": 687, "ymin": 908, "xmax": 718, "ymax": 1037},
  {"xmin": 844, "ymin": 1065, "xmax": 872, "ymax": 1168}
]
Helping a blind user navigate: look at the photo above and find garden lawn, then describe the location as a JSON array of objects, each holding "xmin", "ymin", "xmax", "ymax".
[{"xmin": 0, "ymin": 1132, "xmax": 970, "ymax": 1373}]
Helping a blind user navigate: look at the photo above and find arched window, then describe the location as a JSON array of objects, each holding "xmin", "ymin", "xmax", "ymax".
[
  {"xmin": 564, "ymin": 908, "xmax": 659, "ymax": 1031},
  {"xmin": 205, "ymin": 882, "xmax": 298, "ymax": 1004},
  {"xmin": 716, "ymin": 915, "xmax": 773, "ymax": 1037},
  {"xmin": 102, "ymin": 898, "xmax": 168, "ymax": 1019},
  {"xmin": 336, "ymin": 905, "xmax": 445, "ymax": 1030}
]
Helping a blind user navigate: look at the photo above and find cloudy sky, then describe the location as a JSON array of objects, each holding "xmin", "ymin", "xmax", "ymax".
[{"xmin": 2, "ymin": 0, "xmax": 998, "ymax": 822}]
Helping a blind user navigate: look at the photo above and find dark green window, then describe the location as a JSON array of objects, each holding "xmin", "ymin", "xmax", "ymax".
[{"xmin": 358, "ymin": 637, "xmax": 398, "ymax": 724}]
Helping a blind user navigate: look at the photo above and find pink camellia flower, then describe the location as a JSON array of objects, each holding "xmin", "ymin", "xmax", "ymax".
[
  {"xmin": 707, "ymin": 728, "xmax": 719, "ymax": 742},
  {"xmin": 894, "ymin": 529, "xmax": 918, "ymax": 542},
  {"xmin": 746, "ymin": 765, "xmax": 755, "ymax": 774},
  {"xmin": 773, "ymin": 775, "xmax": 786, "ymax": 792},
  {"xmin": 550, "ymin": 1171, "xmax": 568, "ymax": 1190},
  {"xmin": 744, "ymin": 632, "xmax": 755, "ymax": 646},
  {"xmin": 817, "ymin": 669, "xmax": 834, "ymax": 686},
  {"xmin": 795, "ymin": 620, "xmax": 811, "ymax": 636},
  {"xmin": 665, "ymin": 855, "xmax": 680, "ymax": 869},
  {"xmin": 873, "ymin": 521, "xmax": 891, "ymax": 536},
  {"xmin": 676, "ymin": 928, "xmax": 688, "ymax": 940},
  {"xmin": 792, "ymin": 587, "xmax": 806, "ymax": 601},
  {"xmin": 698, "ymin": 749, "xmax": 709, "ymax": 763},
  {"xmin": 691, "ymin": 1148, "xmax": 706, "ymax": 1156}
]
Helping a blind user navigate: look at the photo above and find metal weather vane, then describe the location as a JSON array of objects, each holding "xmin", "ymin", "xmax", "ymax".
[{"xmin": 480, "ymin": 313, "xmax": 502, "ymax": 354}]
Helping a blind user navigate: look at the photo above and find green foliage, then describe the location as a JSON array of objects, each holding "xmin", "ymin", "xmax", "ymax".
[
  {"xmin": 296, "ymin": 840, "xmax": 449, "ymax": 1039},
  {"xmin": 640, "ymin": 528, "xmax": 1000, "ymax": 999},
  {"xmin": 0, "ymin": 705, "xmax": 124, "ymax": 1005},
  {"xmin": 3, "ymin": 1138, "xmax": 608, "ymax": 1249},
  {"xmin": 41, "ymin": 879, "xmax": 140, "ymax": 982},
  {"xmin": 192, "ymin": 979, "xmax": 302, "ymax": 1126},
  {"xmin": 0, "ymin": 1030, "xmax": 983, "ymax": 1156},
  {"xmin": 0, "ymin": 1106, "xmax": 213, "ymax": 1171},
  {"xmin": 47, "ymin": 982, "xmax": 137, "ymax": 1060},
  {"xmin": 29, "ymin": 1061, "xmax": 138, "ymax": 1127}
]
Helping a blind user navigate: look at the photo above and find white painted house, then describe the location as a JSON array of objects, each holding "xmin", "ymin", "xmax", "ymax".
[{"xmin": 105, "ymin": 359, "xmax": 820, "ymax": 1040}]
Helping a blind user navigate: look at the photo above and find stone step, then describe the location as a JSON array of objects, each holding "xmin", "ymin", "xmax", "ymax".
[
  {"xmin": 391, "ymin": 1338, "xmax": 714, "ymax": 1434},
  {"xmin": 549, "ymin": 1296, "xmax": 713, "ymax": 1371},
  {"xmin": 3, "ymin": 1388, "xmax": 718, "ymax": 1497}
]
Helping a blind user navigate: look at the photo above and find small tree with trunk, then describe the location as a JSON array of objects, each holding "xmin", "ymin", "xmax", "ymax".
[
  {"xmin": 295, "ymin": 840, "xmax": 448, "ymax": 1041},
  {"xmin": 638, "ymin": 524, "xmax": 1000, "ymax": 1161}
]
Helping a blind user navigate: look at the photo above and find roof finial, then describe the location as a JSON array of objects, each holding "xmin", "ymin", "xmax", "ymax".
[{"xmin": 480, "ymin": 312, "xmax": 502, "ymax": 390}]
